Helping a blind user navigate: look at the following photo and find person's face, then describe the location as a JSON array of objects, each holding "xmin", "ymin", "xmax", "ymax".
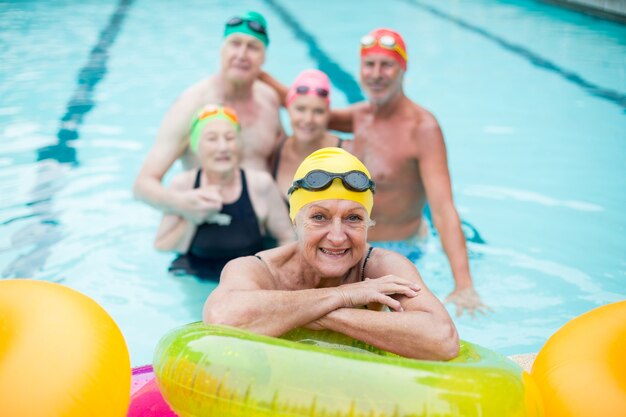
[
  {"xmin": 295, "ymin": 199, "xmax": 369, "ymax": 278},
  {"xmin": 360, "ymin": 54, "xmax": 404, "ymax": 105},
  {"xmin": 287, "ymin": 94, "xmax": 329, "ymax": 143},
  {"xmin": 197, "ymin": 119, "xmax": 239, "ymax": 173},
  {"xmin": 221, "ymin": 34, "xmax": 266, "ymax": 83}
]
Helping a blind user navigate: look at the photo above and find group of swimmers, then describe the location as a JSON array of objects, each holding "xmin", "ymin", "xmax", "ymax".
[{"xmin": 133, "ymin": 10, "xmax": 489, "ymax": 337}]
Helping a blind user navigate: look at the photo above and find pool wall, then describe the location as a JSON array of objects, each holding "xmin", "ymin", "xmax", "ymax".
[{"xmin": 542, "ymin": 0, "xmax": 626, "ymax": 22}]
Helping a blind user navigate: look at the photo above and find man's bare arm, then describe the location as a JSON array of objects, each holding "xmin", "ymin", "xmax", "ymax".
[
  {"xmin": 133, "ymin": 88, "xmax": 225, "ymax": 224},
  {"xmin": 258, "ymin": 70, "xmax": 289, "ymax": 107},
  {"xmin": 419, "ymin": 121, "xmax": 472, "ymax": 286},
  {"xmin": 133, "ymin": 95, "xmax": 195, "ymax": 213},
  {"xmin": 328, "ymin": 106, "xmax": 356, "ymax": 133},
  {"xmin": 417, "ymin": 117, "xmax": 489, "ymax": 317}
]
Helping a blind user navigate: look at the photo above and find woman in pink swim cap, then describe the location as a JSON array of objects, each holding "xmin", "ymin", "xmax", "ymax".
[{"xmin": 270, "ymin": 69, "xmax": 346, "ymax": 200}]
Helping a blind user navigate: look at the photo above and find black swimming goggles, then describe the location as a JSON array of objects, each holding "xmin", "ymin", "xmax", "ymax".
[
  {"xmin": 288, "ymin": 170, "xmax": 376, "ymax": 195},
  {"xmin": 226, "ymin": 16, "xmax": 267, "ymax": 36}
]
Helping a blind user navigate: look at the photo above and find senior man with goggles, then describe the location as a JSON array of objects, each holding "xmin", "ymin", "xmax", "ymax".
[
  {"xmin": 203, "ymin": 147, "xmax": 459, "ymax": 361},
  {"xmin": 260, "ymin": 28, "xmax": 489, "ymax": 318},
  {"xmin": 134, "ymin": 11, "xmax": 285, "ymax": 229}
]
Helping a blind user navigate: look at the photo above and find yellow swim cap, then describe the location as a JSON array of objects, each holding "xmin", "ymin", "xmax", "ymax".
[{"xmin": 288, "ymin": 147, "xmax": 374, "ymax": 221}]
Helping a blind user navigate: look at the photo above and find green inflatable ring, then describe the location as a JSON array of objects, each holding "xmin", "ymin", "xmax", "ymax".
[{"xmin": 153, "ymin": 322, "xmax": 542, "ymax": 417}]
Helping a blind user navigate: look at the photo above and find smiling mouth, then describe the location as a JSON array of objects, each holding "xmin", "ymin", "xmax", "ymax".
[
  {"xmin": 368, "ymin": 84, "xmax": 387, "ymax": 90},
  {"xmin": 320, "ymin": 248, "xmax": 348, "ymax": 256}
]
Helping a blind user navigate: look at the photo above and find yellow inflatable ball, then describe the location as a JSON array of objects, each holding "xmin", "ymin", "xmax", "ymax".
[
  {"xmin": 531, "ymin": 301, "xmax": 626, "ymax": 417},
  {"xmin": 0, "ymin": 279, "xmax": 131, "ymax": 417}
]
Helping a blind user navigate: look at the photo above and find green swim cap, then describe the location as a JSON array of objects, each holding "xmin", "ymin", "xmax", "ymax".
[
  {"xmin": 224, "ymin": 11, "xmax": 269, "ymax": 47},
  {"xmin": 189, "ymin": 105, "xmax": 240, "ymax": 154}
]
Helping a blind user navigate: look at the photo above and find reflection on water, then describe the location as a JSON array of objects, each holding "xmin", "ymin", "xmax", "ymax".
[
  {"xmin": 466, "ymin": 185, "xmax": 604, "ymax": 212},
  {"xmin": 2, "ymin": 0, "xmax": 135, "ymax": 278},
  {"xmin": 2, "ymin": 161, "xmax": 69, "ymax": 278}
]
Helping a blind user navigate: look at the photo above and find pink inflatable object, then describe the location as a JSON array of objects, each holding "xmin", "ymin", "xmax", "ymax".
[{"xmin": 128, "ymin": 365, "xmax": 176, "ymax": 417}]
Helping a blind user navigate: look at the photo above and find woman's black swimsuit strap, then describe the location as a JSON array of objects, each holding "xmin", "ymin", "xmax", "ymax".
[
  {"xmin": 271, "ymin": 137, "xmax": 288, "ymax": 180},
  {"xmin": 361, "ymin": 246, "xmax": 374, "ymax": 281},
  {"xmin": 193, "ymin": 168, "xmax": 202, "ymax": 187}
]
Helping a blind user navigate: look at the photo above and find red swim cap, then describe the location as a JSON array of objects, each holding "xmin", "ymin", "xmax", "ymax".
[{"xmin": 360, "ymin": 28, "xmax": 407, "ymax": 71}]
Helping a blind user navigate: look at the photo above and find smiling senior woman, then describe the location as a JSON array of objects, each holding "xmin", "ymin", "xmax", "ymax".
[
  {"xmin": 154, "ymin": 105, "xmax": 294, "ymax": 280},
  {"xmin": 203, "ymin": 147, "xmax": 459, "ymax": 360}
]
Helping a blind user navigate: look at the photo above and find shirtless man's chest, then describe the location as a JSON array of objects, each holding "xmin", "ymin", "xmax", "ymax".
[
  {"xmin": 349, "ymin": 106, "xmax": 427, "ymax": 239},
  {"xmin": 352, "ymin": 109, "xmax": 424, "ymax": 191},
  {"xmin": 230, "ymin": 97, "xmax": 281, "ymax": 171}
]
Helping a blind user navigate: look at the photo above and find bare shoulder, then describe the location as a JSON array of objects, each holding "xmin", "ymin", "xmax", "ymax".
[
  {"xmin": 254, "ymin": 79, "xmax": 281, "ymax": 107},
  {"xmin": 173, "ymin": 77, "xmax": 212, "ymax": 107},
  {"xmin": 219, "ymin": 255, "xmax": 274, "ymax": 290},
  {"xmin": 405, "ymin": 101, "xmax": 444, "ymax": 150},
  {"xmin": 351, "ymin": 101, "xmax": 372, "ymax": 116},
  {"xmin": 158, "ymin": 78, "xmax": 214, "ymax": 137},
  {"xmin": 336, "ymin": 101, "xmax": 370, "ymax": 120},
  {"xmin": 168, "ymin": 170, "xmax": 196, "ymax": 190},
  {"xmin": 221, "ymin": 244, "xmax": 297, "ymax": 290},
  {"xmin": 405, "ymin": 101, "xmax": 439, "ymax": 131},
  {"xmin": 366, "ymin": 247, "xmax": 422, "ymax": 280},
  {"xmin": 252, "ymin": 243, "xmax": 299, "ymax": 288},
  {"xmin": 244, "ymin": 168, "xmax": 275, "ymax": 191}
]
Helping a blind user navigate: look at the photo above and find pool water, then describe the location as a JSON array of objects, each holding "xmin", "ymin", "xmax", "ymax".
[{"xmin": 1, "ymin": 0, "xmax": 624, "ymax": 366}]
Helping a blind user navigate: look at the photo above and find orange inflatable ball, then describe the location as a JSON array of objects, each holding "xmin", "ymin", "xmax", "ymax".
[
  {"xmin": 0, "ymin": 279, "xmax": 131, "ymax": 417},
  {"xmin": 531, "ymin": 301, "xmax": 626, "ymax": 417}
]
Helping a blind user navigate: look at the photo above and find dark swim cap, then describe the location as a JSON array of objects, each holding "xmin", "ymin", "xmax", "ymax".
[{"xmin": 224, "ymin": 11, "xmax": 269, "ymax": 47}]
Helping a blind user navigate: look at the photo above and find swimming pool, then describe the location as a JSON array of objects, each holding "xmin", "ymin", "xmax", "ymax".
[{"xmin": 1, "ymin": 0, "xmax": 624, "ymax": 366}]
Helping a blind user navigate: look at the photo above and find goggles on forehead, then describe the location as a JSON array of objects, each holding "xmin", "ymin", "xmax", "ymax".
[
  {"xmin": 226, "ymin": 16, "xmax": 267, "ymax": 36},
  {"xmin": 288, "ymin": 170, "xmax": 376, "ymax": 196},
  {"xmin": 360, "ymin": 34, "xmax": 408, "ymax": 62},
  {"xmin": 295, "ymin": 85, "xmax": 329, "ymax": 98},
  {"xmin": 191, "ymin": 105, "xmax": 240, "ymax": 131}
]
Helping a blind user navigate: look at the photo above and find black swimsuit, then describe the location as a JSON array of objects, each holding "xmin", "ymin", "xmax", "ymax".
[{"xmin": 169, "ymin": 169, "xmax": 265, "ymax": 280}]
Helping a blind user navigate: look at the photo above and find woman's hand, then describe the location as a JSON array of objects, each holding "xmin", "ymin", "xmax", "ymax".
[
  {"xmin": 175, "ymin": 186, "xmax": 222, "ymax": 225},
  {"xmin": 336, "ymin": 276, "xmax": 421, "ymax": 312}
]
